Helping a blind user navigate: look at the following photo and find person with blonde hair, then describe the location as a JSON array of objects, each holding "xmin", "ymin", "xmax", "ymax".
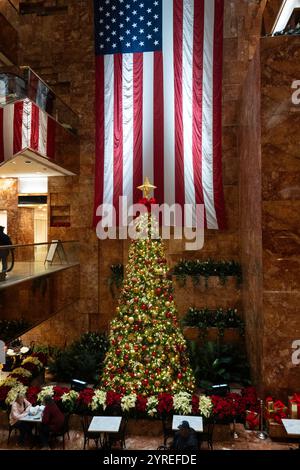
[{"xmin": 9, "ymin": 393, "xmax": 32, "ymax": 446}]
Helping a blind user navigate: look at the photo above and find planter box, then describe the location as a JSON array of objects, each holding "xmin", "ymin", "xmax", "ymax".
[
  {"xmin": 267, "ymin": 421, "xmax": 288, "ymax": 440},
  {"xmin": 183, "ymin": 326, "xmax": 242, "ymax": 345},
  {"xmin": 127, "ymin": 418, "xmax": 163, "ymax": 437}
]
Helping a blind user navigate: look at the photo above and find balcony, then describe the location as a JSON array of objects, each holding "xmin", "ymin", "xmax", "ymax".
[
  {"xmin": 0, "ymin": 240, "xmax": 80, "ymax": 342},
  {"xmin": 0, "ymin": 66, "xmax": 80, "ymax": 176}
]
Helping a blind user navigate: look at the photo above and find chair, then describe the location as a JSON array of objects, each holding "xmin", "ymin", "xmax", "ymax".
[
  {"xmin": 107, "ymin": 417, "xmax": 128, "ymax": 450},
  {"xmin": 49, "ymin": 414, "xmax": 70, "ymax": 450},
  {"xmin": 161, "ymin": 416, "xmax": 174, "ymax": 446},
  {"xmin": 80, "ymin": 415, "xmax": 101, "ymax": 450},
  {"xmin": 198, "ymin": 416, "xmax": 215, "ymax": 450},
  {"xmin": 6, "ymin": 409, "xmax": 18, "ymax": 445}
]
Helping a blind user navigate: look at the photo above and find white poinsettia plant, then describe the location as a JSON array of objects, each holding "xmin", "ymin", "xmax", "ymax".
[
  {"xmin": 146, "ymin": 396, "xmax": 159, "ymax": 417},
  {"xmin": 121, "ymin": 394, "xmax": 137, "ymax": 412},
  {"xmin": 11, "ymin": 367, "xmax": 32, "ymax": 378},
  {"xmin": 37, "ymin": 385, "xmax": 54, "ymax": 403},
  {"xmin": 199, "ymin": 395, "xmax": 213, "ymax": 418},
  {"xmin": 90, "ymin": 389, "xmax": 107, "ymax": 411},
  {"xmin": 173, "ymin": 391, "xmax": 192, "ymax": 415},
  {"xmin": 5, "ymin": 384, "xmax": 28, "ymax": 405}
]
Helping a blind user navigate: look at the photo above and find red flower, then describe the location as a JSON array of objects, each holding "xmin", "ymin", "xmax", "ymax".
[
  {"xmin": 26, "ymin": 386, "xmax": 41, "ymax": 406},
  {"xmin": 0, "ymin": 385, "xmax": 11, "ymax": 404},
  {"xmin": 106, "ymin": 391, "xmax": 122, "ymax": 407},
  {"xmin": 31, "ymin": 352, "xmax": 48, "ymax": 366},
  {"xmin": 157, "ymin": 393, "xmax": 173, "ymax": 414},
  {"xmin": 246, "ymin": 411, "xmax": 259, "ymax": 430},
  {"xmin": 22, "ymin": 362, "xmax": 39, "ymax": 375},
  {"xmin": 10, "ymin": 374, "xmax": 30, "ymax": 386},
  {"xmin": 136, "ymin": 395, "xmax": 147, "ymax": 413},
  {"xmin": 78, "ymin": 388, "xmax": 95, "ymax": 406},
  {"xmin": 192, "ymin": 395, "xmax": 199, "ymax": 415},
  {"xmin": 53, "ymin": 386, "xmax": 70, "ymax": 401}
]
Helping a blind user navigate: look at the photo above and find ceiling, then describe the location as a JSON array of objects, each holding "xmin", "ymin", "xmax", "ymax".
[{"xmin": 0, "ymin": 149, "xmax": 74, "ymax": 177}]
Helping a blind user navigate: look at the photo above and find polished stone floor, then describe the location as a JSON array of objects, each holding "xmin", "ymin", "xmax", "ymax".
[{"xmin": 0, "ymin": 423, "xmax": 298, "ymax": 451}]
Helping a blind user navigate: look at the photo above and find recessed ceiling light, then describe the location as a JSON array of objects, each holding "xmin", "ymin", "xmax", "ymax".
[{"xmin": 10, "ymin": 161, "xmax": 16, "ymax": 165}]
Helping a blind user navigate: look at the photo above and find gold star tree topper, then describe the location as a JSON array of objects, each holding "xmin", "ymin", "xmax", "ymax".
[{"xmin": 137, "ymin": 177, "xmax": 157, "ymax": 199}]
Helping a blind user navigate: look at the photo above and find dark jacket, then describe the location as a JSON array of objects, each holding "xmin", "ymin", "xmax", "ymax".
[
  {"xmin": 0, "ymin": 232, "xmax": 12, "ymax": 246},
  {"xmin": 42, "ymin": 402, "xmax": 65, "ymax": 433},
  {"xmin": 173, "ymin": 429, "xmax": 198, "ymax": 452}
]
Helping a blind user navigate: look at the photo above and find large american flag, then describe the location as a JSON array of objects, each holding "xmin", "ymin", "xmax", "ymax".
[{"xmin": 93, "ymin": 0, "xmax": 225, "ymax": 229}]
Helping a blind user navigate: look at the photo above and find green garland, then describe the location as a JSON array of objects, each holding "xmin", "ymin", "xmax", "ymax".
[
  {"xmin": 171, "ymin": 259, "xmax": 242, "ymax": 287},
  {"xmin": 182, "ymin": 307, "xmax": 245, "ymax": 338}
]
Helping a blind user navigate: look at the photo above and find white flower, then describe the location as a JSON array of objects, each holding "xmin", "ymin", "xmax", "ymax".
[
  {"xmin": 61, "ymin": 390, "xmax": 79, "ymax": 403},
  {"xmin": 173, "ymin": 391, "xmax": 192, "ymax": 415},
  {"xmin": 11, "ymin": 367, "xmax": 32, "ymax": 378},
  {"xmin": 199, "ymin": 395, "xmax": 213, "ymax": 418},
  {"xmin": 1, "ymin": 377, "xmax": 19, "ymax": 387},
  {"xmin": 20, "ymin": 347, "xmax": 30, "ymax": 354},
  {"xmin": 6, "ymin": 349, "xmax": 15, "ymax": 356},
  {"xmin": 37, "ymin": 386, "xmax": 54, "ymax": 403},
  {"xmin": 121, "ymin": 394, "xmax": 137, "ymax": 412},
  {"xmin": 5, "ymin": 384, "xmax": 28, "ymax": 405},
  {"xmin": 147, "ymin": 396, "xmax": 158, "ymax": 417},
  {"xmin": 90, "ymin": 390, "xmax": 107, "ymax": 411}
]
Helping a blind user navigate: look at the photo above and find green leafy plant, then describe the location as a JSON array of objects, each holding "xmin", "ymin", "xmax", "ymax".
[
  {"xmin": 172, "ymin": 259, "xmax": 242, "ymax": 287},
  {"xmin": 187, "ymin": 341, "xmax": 251, "ymax": 389},
  {"xmin": 182, "ymin": 307, "xmax": 245, "ymax": 338},
  {"xmin": 108, "ymin": 263, "xmax": 124, "ymax": 297},
  {"xmin": 48, "ymin": 332, "xmax": 109, "ymax": 384}
]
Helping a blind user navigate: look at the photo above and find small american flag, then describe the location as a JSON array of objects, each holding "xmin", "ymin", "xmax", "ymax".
[{"xmin": 93, "ymin": 0, "xmax": 225, "ymax": 229}]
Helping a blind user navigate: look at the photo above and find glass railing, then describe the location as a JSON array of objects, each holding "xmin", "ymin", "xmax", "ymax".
[
  {"xmin": 0, "ymin": 240, "xmax": 80, "ymax": 285},
  {"xmin": 0, "ymin": 240, "xmax": 80, "ymax": 345},
  {"xmin": 0, "ymin": 65, "xmax": 79, "ymax": 133}
]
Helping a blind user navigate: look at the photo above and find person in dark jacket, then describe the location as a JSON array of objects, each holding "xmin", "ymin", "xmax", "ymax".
[
  {"xmin": 39, "ymin": 396, "xmax": 65, "ymax": 449},
  {"xmin": 0, "ymin": 226, "xmax": 12, "ymax": 273},
  {"xmin": 173, "ymin": 421, "xmax": 198, "ymax": 452}
]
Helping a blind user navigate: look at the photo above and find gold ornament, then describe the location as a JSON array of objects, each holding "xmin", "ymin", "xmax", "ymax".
[{"xmin": 128, "ymin": 317, "xmax": 134, "ymax": 324}]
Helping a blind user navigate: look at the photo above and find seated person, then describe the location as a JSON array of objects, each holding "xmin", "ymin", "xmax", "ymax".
[
  {"xmin": 39, "ymin": 395, "xmax": 65, "ymax": 449},
  {"xmin": 9, "ymin": 393, "xmax": 32, "ymax": 446},
  {"xmin": 172, "ymin": 420, "xmax": 198, "ymax": 452}
]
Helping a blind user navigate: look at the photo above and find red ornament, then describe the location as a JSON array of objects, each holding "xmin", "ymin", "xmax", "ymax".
[
  {"xmin": 156, "ymin": 288, "xmax": 162, "ymax": 295},
  {"xmin": 116, "ymin": 349, "xmax": 121, "ymax": 356},
  {"xmin": 134, "ymin": 325, "xmax": 139, "ymax": 331},
  {"xmin": 165, "ymin": 312, "xmax": 172, "ymax": 318},
  {"xmin": 142, "ymin": 345, "xmax": 147, "ymax": 351},
  {"xmin": 124, "ymin": 354, "xmax": 129, "ymax": 361},
  {"xmin": 169, "ymin": 295, "xmax": 173, "ymax": 301},
  {"xmin": 142, "ymin": 379, "xmax": 149, "ymax": 386},
  {"xmin": 141, "ymin": 304, "xmax": 147, "ymax": 310},
  {"xmin": 134, "ymin": 345, "xmax": 139, "ymax": 351},
  {"xmin": 177, "ymin": 373, "xmax": 183, "ymax": 379},
  {"xmin": 152, "ymin": 351, "xmax": 156, "ymax": 357}
]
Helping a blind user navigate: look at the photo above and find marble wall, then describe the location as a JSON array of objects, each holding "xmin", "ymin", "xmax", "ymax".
[
  {"xmin": 0, "ymin": 178, "xmax": 18, "ymax": 243},
  {"xmin": 261, "ymin": 36, "xmax": 300, "ymax": 395},
  {"xmin": 239, "ymin": 46, "xmax": 263, "ymax": 391}
]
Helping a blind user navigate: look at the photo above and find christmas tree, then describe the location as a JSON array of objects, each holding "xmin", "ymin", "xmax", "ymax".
[{"xmin": 101, "ymin": 184, "xmax": 195, "ymax": 396}]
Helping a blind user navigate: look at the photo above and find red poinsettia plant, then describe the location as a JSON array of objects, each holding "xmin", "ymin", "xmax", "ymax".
[
  {"xmin": 157, "ymin": 393, "xmax": 173, "ymax": 414},
  {"xmin": 265, "ymin": 397, "xmax": 288, "ymax": 424}
]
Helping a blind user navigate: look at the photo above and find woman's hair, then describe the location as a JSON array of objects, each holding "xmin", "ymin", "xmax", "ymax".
[
  {"xmin": 43, "ymin": 395, "xmax": 54, "ymax": 405},
  {"xmin": 16, "ymin": 393, "xmax": 25, "ymax": 400}
]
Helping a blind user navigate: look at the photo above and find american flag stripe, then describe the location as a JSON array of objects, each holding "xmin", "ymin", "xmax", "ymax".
[
  {"xmin": 133, "ymin": 53, "xmax": 143, "ymax": 205},
  {"xmin": 192, "ymin": 0, "xmax": 205, "ymax": 208},
  {"xmin": 0, "ymin": 99, "xmax": 56, "ymax": 162},
  {"xmin": 153, "ymin": 51, "xmax": 164, "ymax": 205},
  {"xmin": 94, "ymin": 0, "xmax": 225, "ymax": 229},
  {"xmin": 213, "ymin": 0, "xmax": 226, "ymax": 229},
  {"xmin": 162, "ymin": 0, "xmax": 175, "ymax": 207}
]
